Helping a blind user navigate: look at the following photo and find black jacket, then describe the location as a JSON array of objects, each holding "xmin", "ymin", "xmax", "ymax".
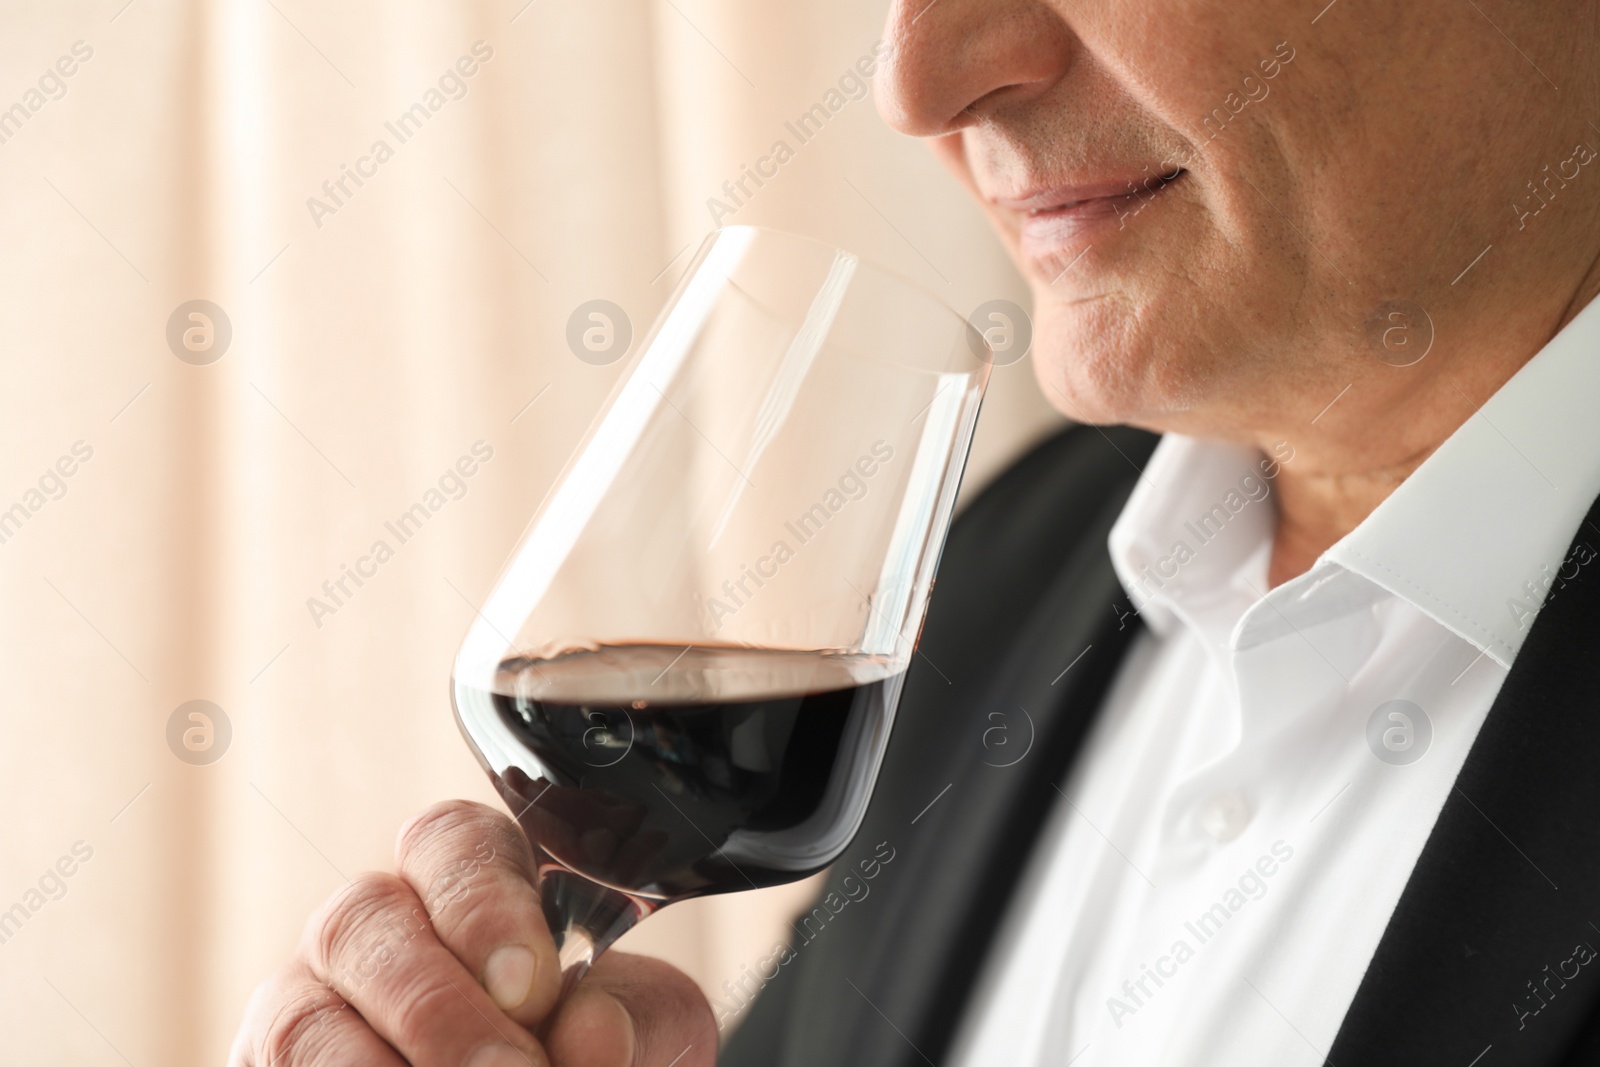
[{"xmin": 722, "ymin": 423, "xmax": 1600, "ymax": 1066}]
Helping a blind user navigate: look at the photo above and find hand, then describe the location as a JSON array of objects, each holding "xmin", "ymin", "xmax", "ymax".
[{"xmin": 230, "ymin": 800, "xmax": 716, "ymax": 1066}]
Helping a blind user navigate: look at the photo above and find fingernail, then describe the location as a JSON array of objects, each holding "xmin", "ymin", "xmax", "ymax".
[
  {"xmin": 595, "ymin": 990, "xmax": 637, "ymax": 1067},
  {"xmin": 485, "ymin": 944, "xmax": 536, "ymax": 1010},
  {"xmin": 466, "ymin": 1043, "xmax": 530, "ymax": 1067}
]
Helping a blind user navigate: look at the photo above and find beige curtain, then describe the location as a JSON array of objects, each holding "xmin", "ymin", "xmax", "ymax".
[{"xmin": 0, "ymin": 0, "xmax": 1061, "ymax": 1060}]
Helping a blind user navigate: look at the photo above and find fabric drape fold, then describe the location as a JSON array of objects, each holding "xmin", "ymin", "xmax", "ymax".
[{"xmin": 0, "ymin": 1, "xmax": 1058, "ymax": 1060}]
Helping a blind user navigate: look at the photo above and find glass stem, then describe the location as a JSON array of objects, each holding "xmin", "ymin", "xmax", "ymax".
[
  {"xmin": 537, "ymin": 858, "xmax": 658, "ymax": 1000},
  {"xmin": 554, "ymin": 926, "xmax": 597, "ymax": 1000}
]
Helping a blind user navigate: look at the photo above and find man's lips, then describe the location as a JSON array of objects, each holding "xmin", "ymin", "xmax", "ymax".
[
  {"xmin": 993, "ymin": 169, "xmax": 1187, "ymax": 276},
  {"xmin": 993, "ymin": 172, "xmax": 1182, "ymax": 214}
]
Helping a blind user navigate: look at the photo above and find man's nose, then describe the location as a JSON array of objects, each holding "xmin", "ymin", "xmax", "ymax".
[{"xmin": 875, "ymin": 0, "xmax": 1075, "ymax": 138}]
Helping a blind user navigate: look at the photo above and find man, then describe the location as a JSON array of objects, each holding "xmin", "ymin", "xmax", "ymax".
[{"xmin": 232, "ymin": 0, "xmax": 1600, "ymax": 1063}]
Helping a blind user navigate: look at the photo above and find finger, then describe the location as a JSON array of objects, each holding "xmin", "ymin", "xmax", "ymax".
[
  {"xmin": 231, "ymin": 959, "xmax": 406, "ymax": 1067},
  {"xmin": 302, "ymin": 871, "xmax": 547, "ymax": 1067},
  {"xmin": 396, "ymin": 800, "xmax": 562, "ymax": 1027},
  {"xmin": 544, "ymin": 951, "xmax": 716, "ymax": 1067}
]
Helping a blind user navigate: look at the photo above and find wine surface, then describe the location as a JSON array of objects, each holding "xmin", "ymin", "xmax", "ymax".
[{"xmin": 452, "ymin": 643, "xmax": 904, "ymax": 901}]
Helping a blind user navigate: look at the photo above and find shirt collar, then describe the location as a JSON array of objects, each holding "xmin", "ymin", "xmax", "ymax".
[
  {"xmin": 1109, "ymin": 294, "xmax": 1600, "ymax": 670},
  {"xmin": 1107, "ymin": 435, "xmax": 1283, "ymax": 650},
  {"xmin": 1325, "ymin": 294, "xmax": 1600, "ymax": 667}
]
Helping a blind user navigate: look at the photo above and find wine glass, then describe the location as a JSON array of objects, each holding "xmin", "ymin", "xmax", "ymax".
[{"xmin": 451, "ymin": 225, "xmax": 993, "ymax": 996}]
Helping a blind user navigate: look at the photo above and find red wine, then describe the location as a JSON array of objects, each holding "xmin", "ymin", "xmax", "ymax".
[{"xmin": 451, "ymin": 644, "xmax": 905, "ymax": 904}]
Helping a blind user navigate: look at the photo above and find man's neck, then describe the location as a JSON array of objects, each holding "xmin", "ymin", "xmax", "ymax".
[{"xmin": 1261, "ymin": 250, "xmax": 1600, "ymax": 589}]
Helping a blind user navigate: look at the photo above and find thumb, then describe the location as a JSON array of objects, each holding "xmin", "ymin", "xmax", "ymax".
[{"xmin": 544, "ymin": 951, "xmax": 717, "ymax": 1067}]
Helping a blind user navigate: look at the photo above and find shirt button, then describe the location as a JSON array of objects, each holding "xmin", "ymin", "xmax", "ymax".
[{"xmin": 1197, "ymin": 790, "xmax": 1251, "ymax": 842}]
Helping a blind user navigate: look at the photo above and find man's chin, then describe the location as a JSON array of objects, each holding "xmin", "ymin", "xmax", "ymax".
[
  {"xmin": 1026, "ymin": 299, "xmax": 1148, "ymax": 427},
  {"xmin": 1030, "ymin": 348, "xmax": 1135, "ymax": 426},
  {"xmin": 1024, "ymin": 288, "xmax": 1214, "ymax": 430}
]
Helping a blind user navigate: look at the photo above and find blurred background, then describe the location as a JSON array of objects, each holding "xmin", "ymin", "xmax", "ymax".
[{"xmin": 0, "ymin": 0, "xmax": 1061, "ymax": 1060}]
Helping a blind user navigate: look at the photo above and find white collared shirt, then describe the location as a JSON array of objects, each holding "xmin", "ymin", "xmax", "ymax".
[{"xmin": 949, "ymin": 296, "xmax": 1600, "ymax": 1066}]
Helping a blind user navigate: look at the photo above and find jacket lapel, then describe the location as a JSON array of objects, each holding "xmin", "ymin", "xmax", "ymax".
[
  {"xmin": 838, "ymin": 490, "xmax": 1146, "ymax": 1065},
  {"xmin": 1329, "ymin": 495, "xmax": 1600, "ymax": 1065},
  {"xmin": 722, "ymin": 425, "xmax": 1158, "ymax": 1067}
]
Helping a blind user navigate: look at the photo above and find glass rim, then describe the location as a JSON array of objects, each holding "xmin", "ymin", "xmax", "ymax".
[{"xmin": 706, "ymin": 223, "xmax": 990, "ymax": 349}]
